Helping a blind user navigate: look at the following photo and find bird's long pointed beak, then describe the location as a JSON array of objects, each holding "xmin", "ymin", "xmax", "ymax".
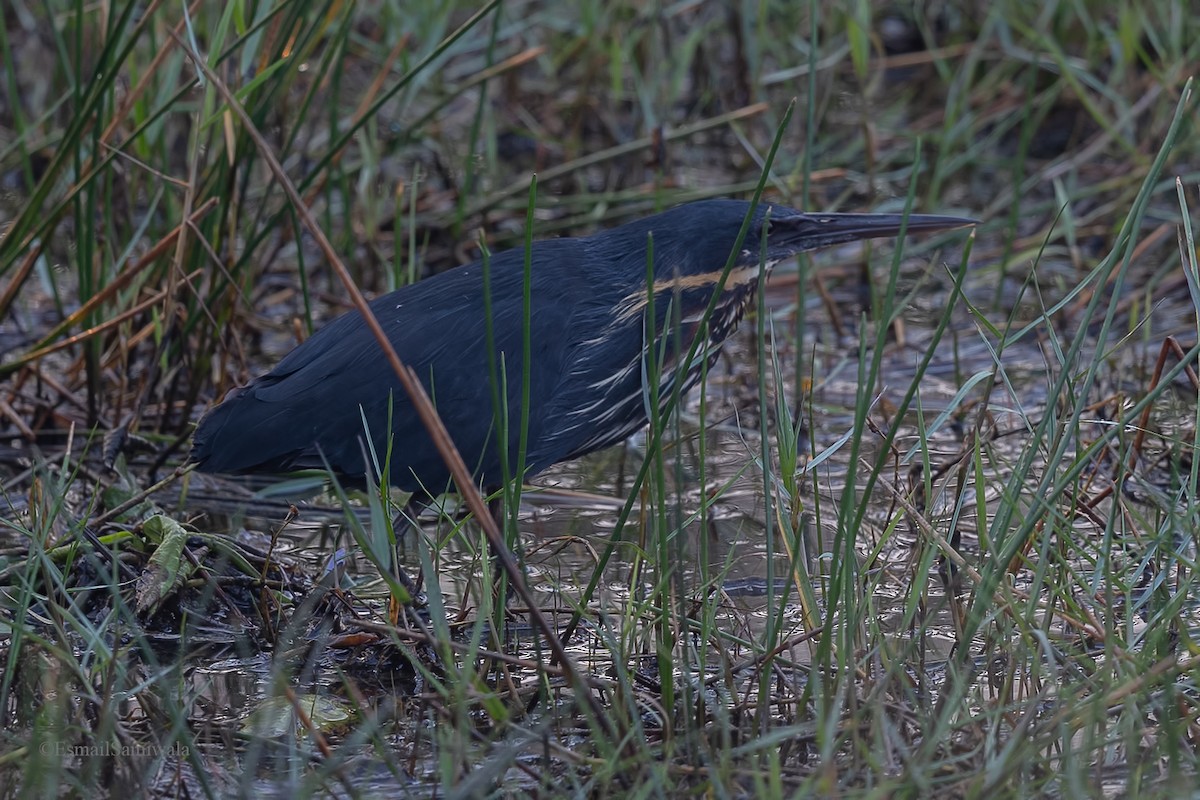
[{"xmin": 767, "ymin": 211, "xmax": 977, "ymax": 257}]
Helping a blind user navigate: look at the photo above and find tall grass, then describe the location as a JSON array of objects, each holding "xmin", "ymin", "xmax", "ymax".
[{"xmin": 2, "ymin": 0, "xmax": 1199, "ymax": 797}]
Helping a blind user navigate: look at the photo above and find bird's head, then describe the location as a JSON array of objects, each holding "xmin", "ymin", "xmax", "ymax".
[{"xmin": 601, "ymin": 198, "xmax": 974, "ymax": 277}]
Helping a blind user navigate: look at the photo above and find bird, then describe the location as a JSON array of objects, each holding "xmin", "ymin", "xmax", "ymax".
[{"xmin": 190, "ymin": 199, "xmax": 975, "ymax": 501}]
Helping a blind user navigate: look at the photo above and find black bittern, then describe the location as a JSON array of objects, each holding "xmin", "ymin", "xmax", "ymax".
[{"xmin": 191, "ymin": 199, "xmax": 974, "ymax": 506}]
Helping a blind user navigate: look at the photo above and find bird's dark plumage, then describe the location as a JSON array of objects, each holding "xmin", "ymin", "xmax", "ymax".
[{"xmin": 190, "ymin": 199, "xmax": 973, "ymax": 493}]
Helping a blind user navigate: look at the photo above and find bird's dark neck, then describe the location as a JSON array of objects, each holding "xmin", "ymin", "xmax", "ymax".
[{"xmin": 638, "ymin": 261, "xmax": 773, "ymax": 398}]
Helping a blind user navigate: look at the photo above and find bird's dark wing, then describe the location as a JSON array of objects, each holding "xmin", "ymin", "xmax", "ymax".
[
  {"xmin": 529, "ymin": 243, "xmax": 732, "ymax": 467},
  {"xmin": 526, "ymin": 237, "xmax": 676, "ymax": 468},
  {"xmin": 191, "ymin": 241, "xmax": 582, "ymax": 492},
  {"xmin": 530, "ymin": 306, "xmax": 648, "ymax": 465}
]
